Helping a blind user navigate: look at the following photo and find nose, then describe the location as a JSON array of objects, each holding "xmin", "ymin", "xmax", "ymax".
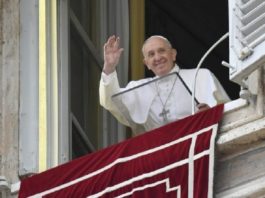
[{"xmin": 154, "ymin": 52, "xmax": 162, "ymax": 61}]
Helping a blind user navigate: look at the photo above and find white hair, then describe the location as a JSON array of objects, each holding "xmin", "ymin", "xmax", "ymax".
[{"xmin": 142, "ymin": 35, "xmax": 173, "ymax": 55}]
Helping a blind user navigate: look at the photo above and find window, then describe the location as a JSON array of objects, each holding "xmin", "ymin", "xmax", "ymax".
[
  {"xmin": 68, "ymin": 0, "xmax": 130, "ymax": 159},
  {"xmin": 228, "ymin": 0, "xmax": 265, "ymax": 84},
  {"xmin": 69, "ymin": 0, "xmax": 103, "ymax": 159}
]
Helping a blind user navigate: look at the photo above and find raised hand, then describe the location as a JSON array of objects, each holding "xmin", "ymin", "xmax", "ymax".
[{"xmin": 103, "ymin": 35, "xmax": 124, "ymax": 75}]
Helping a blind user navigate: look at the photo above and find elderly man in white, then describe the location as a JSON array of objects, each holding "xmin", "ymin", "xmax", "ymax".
[{"xmin": 99, "ymin": 35, "xmax": 229, "ymax": 134}]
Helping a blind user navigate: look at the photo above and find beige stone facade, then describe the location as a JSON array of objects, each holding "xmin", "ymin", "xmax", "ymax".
[
  {"xmin": 0, "ymin": 0, "xmax": 20, "ymax": 197},
  {"xmin": 216, "ymin": 68, "xmax": 265, "ymax": 197}
]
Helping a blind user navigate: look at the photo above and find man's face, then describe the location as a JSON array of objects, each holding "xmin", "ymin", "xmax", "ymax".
[{"xmin": 143, "ymin": 37, "xmax": 176, "ymax": 76}]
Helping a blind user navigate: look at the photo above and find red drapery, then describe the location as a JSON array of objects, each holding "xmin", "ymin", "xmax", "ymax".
[{"xmin": 19, "ymin": 104, "xmax": 224, "ymax": 198}]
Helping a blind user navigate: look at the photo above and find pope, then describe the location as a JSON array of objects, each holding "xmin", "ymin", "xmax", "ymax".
[{"xmin": 99, "ymin": 35, "xmax": 230, "ymax": 133}]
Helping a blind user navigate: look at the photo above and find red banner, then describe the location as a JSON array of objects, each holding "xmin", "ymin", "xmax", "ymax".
[{"xmin": 19, "ymin": 104, "xmax": 224, "ymax": 198}]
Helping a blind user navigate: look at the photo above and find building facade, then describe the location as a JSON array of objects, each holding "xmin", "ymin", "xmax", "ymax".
[{"xmin": 0, "ymin": 0, "xmax": 265, "ymax": 197}]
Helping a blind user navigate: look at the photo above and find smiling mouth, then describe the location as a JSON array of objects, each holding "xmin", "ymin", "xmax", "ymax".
[{"xmin": 155, "ymin": 62, "xmax": 166, "ymax": 67}]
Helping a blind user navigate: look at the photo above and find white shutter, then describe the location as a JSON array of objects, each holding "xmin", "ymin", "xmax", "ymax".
[{"xmin": 228, "ymin": 0, "xmax": 265, "ymax": 84}]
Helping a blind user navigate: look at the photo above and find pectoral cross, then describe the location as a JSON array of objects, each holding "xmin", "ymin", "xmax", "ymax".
[{"xmin": 159, "ymin": 108, "xmax": 170, "ymax": 123}]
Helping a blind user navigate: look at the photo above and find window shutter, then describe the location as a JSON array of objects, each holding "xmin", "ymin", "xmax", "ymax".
[{"xmin": 228, "ymin": 0, "xmax": 265, "ymax": 84}]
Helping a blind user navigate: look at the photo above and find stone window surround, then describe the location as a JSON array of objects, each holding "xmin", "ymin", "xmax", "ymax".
[
  {"xmin": 219, "ymin": 67, "xmax": 264, "ymax": 155},
  {"xmin": 216, "ymin": 66, "xmax": 265, "ymax": 197}
]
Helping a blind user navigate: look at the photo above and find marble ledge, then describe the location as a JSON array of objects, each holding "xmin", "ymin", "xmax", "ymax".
[{"xmin": 217, "ymin": 98, "xmax": 265, "ymax": 155}]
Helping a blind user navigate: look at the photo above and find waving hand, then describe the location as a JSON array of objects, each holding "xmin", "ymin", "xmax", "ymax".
[{"xmin": 103, "ymin": 35, "xmax": 124, "ymax": 75}]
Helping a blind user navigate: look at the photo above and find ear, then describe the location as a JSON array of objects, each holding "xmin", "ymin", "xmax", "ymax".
[{"xmin": 171, "ymin": 48, "xmax": 177, "ymax": 62}]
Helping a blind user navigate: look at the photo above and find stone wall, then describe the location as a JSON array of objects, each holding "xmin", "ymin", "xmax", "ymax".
[
  {"xmin": 215, "ymin": 67, "xmax": 265, "ymax": 197},
  {"xmin": 0, "ymin": 0, "xmax": 20, "ymax": 197}
]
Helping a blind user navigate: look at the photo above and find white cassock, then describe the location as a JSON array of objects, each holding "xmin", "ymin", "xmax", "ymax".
[{"xmin": 99, "ymin": 65, "xmax": 230, "ymax": 134}]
